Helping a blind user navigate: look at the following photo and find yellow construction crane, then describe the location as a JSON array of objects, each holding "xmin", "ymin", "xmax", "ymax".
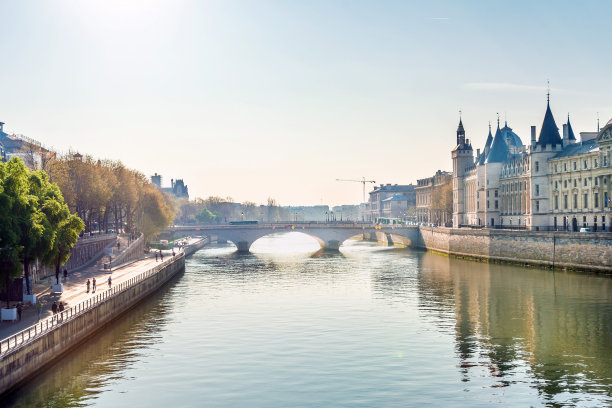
[{"xmin": 336, "ymin": 177, "xmax": 376, "ymax": 203}]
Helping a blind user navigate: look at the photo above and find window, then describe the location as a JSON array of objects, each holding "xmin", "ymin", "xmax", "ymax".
[
  {"xmin": 574, "ymin": 179, "xmax": 577, "ymax": 188},
  {"xmin": 535, "ymin": 185, "xmax": 539, "ymax": 196},
  {"xmin": 584, "ymin": 194, "xmax": 588, "ymax": 208},
  {"xmin": 555, "ymin": 181, "xmax": 558, "ymax": 189},
  {"xmin": 495, "ymin": 190, "xmax": 498, "ymax": 198},
  {"xmin": 555, "ymin": 164, "xmax": 558, "ymax": 172},
  {"xmin": 574, "ymin": 194, "xmax": 578, "ymax": 208},
  {"xmin": 584, "ymin": 178, "xmax": 587, "ymax": 187},
  {"xmin": 595, "ymin": 193, "xmax": 599, "ymax": 208},
  {"xmin": 487, "ymin": 190, "xmax": 489, "ymax": 197},
  {"xmin": 583, "ymin": 216, "xmax": 587, "ymax": 228},
  {"xmin": 573, "ymin": 161, "xmax": 577, "ymax": 170},
  {"xmin": 487, "ymin": 200, "xmax": 489, "ymax": 209},
  {"xmin": 535, "ymin": 200, "xmax": 539, "ymax": 212},
  {"xmin": 594, "ymin": 159, "xmax": 598, "ymax": 167},
  {"xmin": 564, "ymin": 180, "xmax": 567, "ymax": 188},
  {"xmin": 555, "ymin": 195, "xmax": 559, "ymax": 210},
  {"xmin": 584, "ymin": 160, "xmax": 588, "ymax": 169},
  {"xmin": 564, "ymin": 195, "xmax": 568, "ymax": 209},
  {"xmin": 535, "ymin": 162, "xmax": 539, "ymax": 172},
  {"xmin": 595, "ymin": 178, "xmax": 599, "ymax": 186}
]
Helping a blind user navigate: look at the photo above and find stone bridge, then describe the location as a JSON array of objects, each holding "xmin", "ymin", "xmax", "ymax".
[{"xmin": 167, "ymin": 223, "xmax": 419, "ymax": 253}]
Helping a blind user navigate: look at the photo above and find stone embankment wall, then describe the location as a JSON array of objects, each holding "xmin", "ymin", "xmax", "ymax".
[
  {"xmin": 416, "ymin": 227, "xmax": 612, "ymax": 272},
  {"xmin": 34, "ymin": 234, "xmax": 117, "ymax": 283},
  {"xmin": 111, "ymin": 233, "xmax": 145, "ymax": 267},
  {"xmin": 0, "ymin": 256, "xmax": 185, "ymax": 395}
]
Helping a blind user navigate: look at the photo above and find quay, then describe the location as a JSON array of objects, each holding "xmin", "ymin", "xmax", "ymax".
[{"xmin": 0, "ymin": 237, "xmax": 208, "ymax": 396}]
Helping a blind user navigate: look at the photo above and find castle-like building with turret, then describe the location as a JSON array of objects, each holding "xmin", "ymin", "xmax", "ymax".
[{"xmin": 452, "ymin": 98, "xmax": 612, "ymax": 232}]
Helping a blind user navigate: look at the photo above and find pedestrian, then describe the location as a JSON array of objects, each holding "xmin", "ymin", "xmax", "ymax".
[
  {"xmin": 63, "ymin": 268, "xmax": 68, "ymax": 281},
  {"xmin": 108, "ymin": 276, "xmax": 112, "ymax": 288},
  {"xmin": 17, "ymin": 302, "xmax": 23, "ymax": 321},
  {"xmin": 86, "ymin": 279, "xmax": 91, "ymax": 293},
  {"xmin": 93, "ymin": 277, "xmax": 96, "ymax": 293},
  {"xmin": 59, "ymin": 302, "xmax": 64, "ymax": 312},
  {"xmin": 155, "ymin": 252, "xmax": 158, "ymax": 262},
  {"xmin": 160, "ymin": 250, "xmax": 164, "ymax": 262},
  {"xmin": 36, "ymin": 300, "xmax": 42, "ymax": 320},
  {"xmin": 117, "ymin": 241, "xmax": 121, "ymax": 251},
  {"xmin": 172, "ymin": 249, "xmax": 175, "ymax": 257},
  {"xmin": 52, "ymin": 301, "xmax": 58, "ymax": 315},
  {"xmin": 55, "ymin": 269, "xmax": 60, "ymax": 284}
]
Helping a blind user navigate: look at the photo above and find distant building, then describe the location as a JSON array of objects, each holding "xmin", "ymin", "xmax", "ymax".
[
  {"xmin": 365, "ymin": 184, "xmax": 416, "ymax": 222},
  {"xmin": 416, "ymin": 170, "xmax": 453, "ymax": 225},
  {"xmin": 151, "ymin": 173, "xmax": 189, "ymax": 199},
  {"xmin": 0, "ymin": 121, "xmax": 55, "ymax": 169},
  {"xmin": 285, "ymin": 205, "xmax": 330, "ymax": 222},
  {"xmin": 331, "ymin": 204, "xmax": 360, "ymax": 221}
]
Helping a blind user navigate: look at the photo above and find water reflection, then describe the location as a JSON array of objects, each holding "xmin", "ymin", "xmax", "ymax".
[
  {"xmin": 0, "ymin": 273, "xmax": 179, "ymax": 408},
  {"xmin": 416, "ymin": 252, "xmax": 612, "ymax": 405}
]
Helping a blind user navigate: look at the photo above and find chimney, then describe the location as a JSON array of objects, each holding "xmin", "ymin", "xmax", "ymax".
[
  {"xmin": 562, "ymin": 124, "xmax": 569, "ymax": 147},
  {"xmin": 530, "ymin": 126, "xmax": 536, "ymax": 145}
]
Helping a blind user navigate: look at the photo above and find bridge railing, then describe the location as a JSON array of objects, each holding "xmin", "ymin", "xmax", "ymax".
[
  {"xmin": 171, "ymin": 222, "xmax": 418, "ymax": 230},
  {"xmin": 0, "ymin": 253, "xmax": 184, "ymax": 357}
]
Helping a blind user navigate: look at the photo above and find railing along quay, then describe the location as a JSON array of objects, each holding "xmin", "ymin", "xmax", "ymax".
[{"xmin": 0, "ymin": 252, "xmax": 185, "ymax": 356}]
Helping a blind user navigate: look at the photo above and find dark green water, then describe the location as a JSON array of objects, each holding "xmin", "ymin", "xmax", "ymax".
[{"xmin": 2, "ymin": 233, "xmax": 611, "ymax": 407}]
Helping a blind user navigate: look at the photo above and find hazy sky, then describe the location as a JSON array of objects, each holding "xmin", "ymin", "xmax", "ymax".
[{"xmin": 1, "ymin": 1, "xmax": 611, "ymax": 205}]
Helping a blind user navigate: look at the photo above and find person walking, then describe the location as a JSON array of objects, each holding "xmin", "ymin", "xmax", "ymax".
[
  {"xmin": 92, "ymin": 277, "xmax": 97, "ymax": 293},
  {"xmin": 59, "ymin": 302, "xmax": 65, "ymax": 321},
  {"xmin": 155, "ymin": 252, "xmax": 158, "ymax": 262},
  {"xmin": 36, "ymin": 300, "xmax": 42, "ymax": 320},
  {"xmin": 55, "ymin": 269, "xmax": 60, "ymax": 285},
  {"xmin": 63, "ymin": 268, "xmax": 68, "ymax": 281},
  {"xmin": 17, "ymin": 302, "xmax": 23, "ymax": 321},
  {"xmin": 108, "ymin": 276, "xmax": 112, "ymax": 288},
  {"xmin": 160, "ymin": 250, "xmax": 164, "ymax": 262},
  {"xmin": 86, "ymin": 279, "xmax": 91, "ymax": 293},
  {"xmin": 52, "ymin": 301, "xmax": 58, "ymax": 315}
]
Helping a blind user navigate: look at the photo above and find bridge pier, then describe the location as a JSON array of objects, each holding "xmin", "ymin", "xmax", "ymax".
[
  {"xmin": 236, "ymin": 241, "xmax": 251, "ymax": 253},
  {"xmin": 323, "ymin": 240, "xmax": 340, "ymax": 251}
]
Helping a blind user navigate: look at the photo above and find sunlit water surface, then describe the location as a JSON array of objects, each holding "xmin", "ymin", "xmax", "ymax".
[{"xmin": 2, "ymin": 232, "xmax": 611, "ymax": 407}]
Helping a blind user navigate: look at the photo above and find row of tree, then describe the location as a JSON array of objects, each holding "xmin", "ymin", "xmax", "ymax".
[
  {"xmin": 0, "ymin": 158, "xmax": 84, "ymax": 305},
  {"xmin": 175, "ymin": 196, "xmax": 289, "ymax": 224},
  {"xmin": 45, "ymin": 153, "xmax": 175, "ymax": 240}
]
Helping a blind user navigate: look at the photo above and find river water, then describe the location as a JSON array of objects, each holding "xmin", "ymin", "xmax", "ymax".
[{"xmin": 2, "ymin": 233, "xmax": 611, "ymax": 408}]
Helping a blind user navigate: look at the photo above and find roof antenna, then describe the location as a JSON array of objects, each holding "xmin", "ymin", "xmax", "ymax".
[
  {"xmin": 496, "ymin": 112, "xmax": 500, "ymax": 128},
  {"xmin": 546, "ymin": 79, "xmax": 550, "ymax": 104},
  {"xmin": 597, "ymin": 112, "xmax": 600, "ymax": 133},
  {"xmin": 505, "ymin": 111, "xmax": 507, "ymax": 126},
  {"xmin": 459, "ymin": 109, "xmax": 462, "ymax": 121},
  {"xmin": 489, "ymin": 121, "xmax": 491, "ymax": 132}
]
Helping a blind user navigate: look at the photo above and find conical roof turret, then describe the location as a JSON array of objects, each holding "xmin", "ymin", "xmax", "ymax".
[
  {"xmin": 537, "ymin": 100, "xmax": 562, "ymax": 146},
  {"xmin": 486, "ymin": 123, "xmax": 510, "ymax": 163},
  {"xmin": 567, "ymin": 114, "xmax": 576, "ymax": 141},
  {"xmin": 478, "ymin": 124, "xmax": 494, "ymax": 165}
]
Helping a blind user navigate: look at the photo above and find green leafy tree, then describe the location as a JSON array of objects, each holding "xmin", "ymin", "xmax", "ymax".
[
  {"xmin": 0, "ymin": 159, "xmax": 24, "ymax": 307},
  {"xmin": 196, "ymin": 208, "xmax": 217, "ymax": 223}
]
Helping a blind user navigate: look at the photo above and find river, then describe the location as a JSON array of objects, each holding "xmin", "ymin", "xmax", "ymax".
[{"xmin": 1, "ymin": 232, "xmax": 611, "ymax": 407}]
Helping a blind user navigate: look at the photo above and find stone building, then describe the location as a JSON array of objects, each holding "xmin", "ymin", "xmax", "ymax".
[
  {"xmin": 0, "ymin": 121, "xmax": 55, "ymax": 169},
  {"xmin": 416, "ymin": 170, "xmax": 452, "ymax": 225},
  {"xmin": 365, "ymin": 183, "xmax": 416, "ymax": 222},
  {"xmin": 452, "ymin": 96, "xmax": 612, "ymax": 231}
]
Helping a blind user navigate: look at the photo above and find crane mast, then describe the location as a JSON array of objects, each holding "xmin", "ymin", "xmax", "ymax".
[{"xmin": 336, "ymin": 177, "xmax": 376, "ymax": 203}]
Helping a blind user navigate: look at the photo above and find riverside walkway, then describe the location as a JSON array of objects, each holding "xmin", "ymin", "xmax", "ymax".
[{"xmin": 0, "ymin": 237, "xmax": 201, "ymax": 351}]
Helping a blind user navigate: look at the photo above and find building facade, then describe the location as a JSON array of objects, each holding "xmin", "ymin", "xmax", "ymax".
[
  {"xmin": 452, "ymin": 98, "xmax": 612, "ymax": 231},
  {"xmin": 416, "ymin": 170, "xmax": 452, "ymax": 225},
  {"xmin": 365, "ymin": 184, "xmax": 416, "ymax": 222}
]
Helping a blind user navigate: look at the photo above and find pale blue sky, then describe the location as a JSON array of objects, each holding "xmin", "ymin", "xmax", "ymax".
[{"xmin": 1, "ymin": 0, "xmax": 611, "ymax": 205}]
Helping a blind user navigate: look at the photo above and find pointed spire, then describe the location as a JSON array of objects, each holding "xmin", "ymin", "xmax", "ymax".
[
  {"xmin": 566, "ymin": 114, "xmax": 576, "ymax": 141},
  {"xmin": 486, "ymin": 124, "xmax": 510, "ymax": 163},
  {"xmin": 478, "ymin": 122, "xmax": 494, "ymax": 165},
  {"xmin": 537, "ymin": 91, "xmax": 562, "ymax": 146}
]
